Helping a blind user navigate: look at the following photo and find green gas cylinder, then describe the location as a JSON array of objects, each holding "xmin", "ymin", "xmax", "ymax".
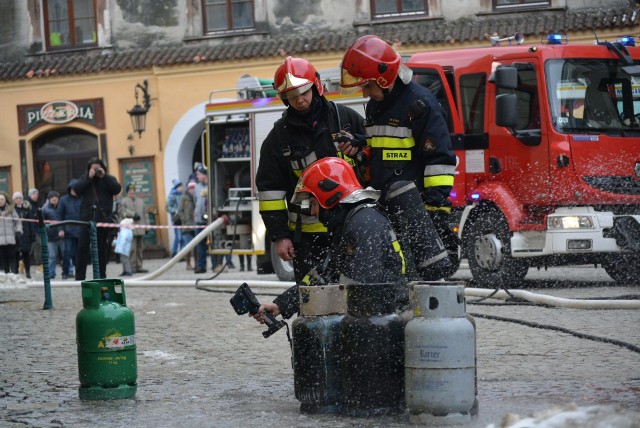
[{"xmin": 76, "ymin": 279, "xmax": 137, "ymax": 400}]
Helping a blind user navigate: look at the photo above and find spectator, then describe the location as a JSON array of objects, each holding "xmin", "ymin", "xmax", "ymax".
[
  {"xmin": 177, "ymin": 181, "xmax": 197, "ymax": 270},
  {"xmin": 194, "ymin": 187, "xmax": 219, "ymax": 273},
  {"xmin": 239, "ymin": 254, "xmax": 252, "ymax": 272},
  {"xmin": 114, "ymin": 218, "xmax": 134, "ymax": 276},
  {"xmin": 27, "ymin": 188, "xmax": 42, "ymax": 270},
  {"xmin": 73, "ymin": 157, "xmax": 121, "ymax": 280},
  {"xmin": 118, "ymin": 182, "xmax": 149, "ymax": 274},
  {"xmin": 166, "ymin": 179, "xmax": 183, "ymax": 258},
  {"xmin": 58, "ymin": 179, "xmax": 81, "ymax": 279},
  {"xmin": 12, "ymin": 192, "xmax": 36, "ymax": 279},
  {"xmin": 0, "ymin": 192, "xmax": 21, "ymax": 274},
  {"xmin": 42, "ymin": 191, "xmax": 63, "ymax": 279}
]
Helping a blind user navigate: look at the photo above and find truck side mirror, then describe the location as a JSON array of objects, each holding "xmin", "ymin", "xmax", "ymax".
[
  {"xmin": 493, "ymin": 66, "xmax": 518, "ymax": 89},
  {"xmin": 496, "ymin": 94, "xmax": 518, "ymax": 128}
]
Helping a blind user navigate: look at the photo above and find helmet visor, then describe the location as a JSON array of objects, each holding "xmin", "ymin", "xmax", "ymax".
[
  {"xmin": 277, "ymin": 82, "xmax": 313, "ymax": 100},
  {"xmin": 339, "ymin": 67, "xmax": 367, "ymax": 94}
]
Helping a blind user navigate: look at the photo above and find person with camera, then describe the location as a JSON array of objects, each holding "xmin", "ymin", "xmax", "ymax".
[
  {"xmin": 256, "ymin": 56, "xmax": 365, "ymax": 283},
  {"xmin": 73, "ymin": 157, "xmax": 121, "ymax": 280},
  {"xmin": 119, "ymin": 182, "xmax": 149, "ymax": 274},
  {"xmin": 253, "ymin": 158, "xmax": 407, "ymax": 323}
]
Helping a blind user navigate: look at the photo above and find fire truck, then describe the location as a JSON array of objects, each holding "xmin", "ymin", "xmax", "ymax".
[
  {"xmin": 406, "ymin": 34, "xmax": 640, "ymax": 287},
  {"xmin": 204, "ymin": 35, "xmax": 640, "ymax": 286}
]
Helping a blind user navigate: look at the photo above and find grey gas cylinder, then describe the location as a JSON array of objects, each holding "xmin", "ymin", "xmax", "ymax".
[
  {"xmin": 292, "ymin": 284, "xmax": 347, "ymax": 414},
  {"xmin": 404, "ymin": 281, "xmax": 477, "ymax": 425}
]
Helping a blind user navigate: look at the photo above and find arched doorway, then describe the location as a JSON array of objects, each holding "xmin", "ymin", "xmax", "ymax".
[{"xmin": 32, "ymin": 129, "xmax": 98, "ymax": 202}]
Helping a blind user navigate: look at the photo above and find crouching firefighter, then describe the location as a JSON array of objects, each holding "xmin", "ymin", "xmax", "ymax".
[{"xmin": 252, "ymin": 157, "xmax": 408, "ymax": 325}]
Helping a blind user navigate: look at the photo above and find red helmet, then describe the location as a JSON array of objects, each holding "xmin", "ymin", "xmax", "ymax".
[
  {"xmin": 291, "ymin": 158, "xmax": 362, "ymax": 209},
  {"xmin": 273, "ymin": 57, "xmax": 324, "ymax": 102},
  {"xmin": 340, "ymin": 35, "xmax": 407, "ymax": 94}
]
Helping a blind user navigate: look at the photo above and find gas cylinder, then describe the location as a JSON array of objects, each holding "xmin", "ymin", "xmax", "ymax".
[
  {"xmin": 76, "ymin": 279, "xmax": 137, "ymax": 400},
  {"xmin": 404, "ymin": 281, "xmax": 476, "ymax": 424},
  {"xmin": 292, "ymin": 284, "xmax": 347, "ymax": 414},
  {"xmin": 340, "ymin": 282, "xmax": 405, "ymax": 416}
]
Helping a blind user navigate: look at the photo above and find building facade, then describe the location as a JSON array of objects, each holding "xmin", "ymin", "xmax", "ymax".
[{"xmin": 0, "ymin": 0, "xmax": 636, "ymax": 254}]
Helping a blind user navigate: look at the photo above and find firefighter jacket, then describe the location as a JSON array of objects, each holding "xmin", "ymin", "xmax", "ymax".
[
  {"xmin": 363, "ymin": 79, "xmax": 456, "ymax": 210},
  {"xmin": 273, "ymin": 201, "xmax": 406, "ymax": 319},
  {"xmin": 256, "ymin": 95, "xmax": 365, "ymax": 242}
]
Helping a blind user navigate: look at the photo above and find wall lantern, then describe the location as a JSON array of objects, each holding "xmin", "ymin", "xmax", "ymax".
[{"xmin": 127, "ymin": 80, "xmax": 151, "ymax": 137}]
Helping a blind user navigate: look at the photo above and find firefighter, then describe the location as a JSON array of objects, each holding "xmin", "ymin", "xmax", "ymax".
[
  {"xmin": 254, "ymin": 157, "xmax": 407, "ymax": 322},
  {"xmin": 256, "ymin": 56, "xmax": 365, "ymax": 283},
  {"xmin": 338, "ymin": 34, "xmax": 459, "ymax": 278}
]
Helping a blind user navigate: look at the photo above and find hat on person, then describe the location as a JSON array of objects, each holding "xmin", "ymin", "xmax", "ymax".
[
  {"xmin": 125, "ymin": 182, "xmax": 136, "ymax": 193},
  {"xmin": 187, "ymin": 181, "xmax": 196, "ymax": 189},
  {"xmin": 172, "ymin": 179, "xmax": 183, "ymax": 190},
  {"xmin": 13, "ymin": 192, "xmax": 24, "ymax": 200},
  {"xmin": 47, "ymin": 191, "xmax": 60, "ymax": 200},
  {"xmin": 67, "ymin": 178, "xmax": 79, "ymax": 191},
  {"xmin": 196, "ymin": 165, "xmax": 207, "ymax": 175},
  {"xmin": 28, "ymin": 188, "xmax": 39, "ymax": 197}
]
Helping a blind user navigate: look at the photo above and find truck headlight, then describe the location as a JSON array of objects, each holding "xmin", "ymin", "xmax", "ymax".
[{"xmin": 547, "ymin": 215, "xmax": 594, "ymax": 230}]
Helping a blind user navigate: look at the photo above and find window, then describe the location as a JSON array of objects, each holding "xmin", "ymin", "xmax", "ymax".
[
  {"xmin": 460, "ymin": 73, "xmax": 487, "ymax": 134},
  {"xmin": 43, "ymin": 0, "xmax": 97, "ymax": 50},
  {"xmin": 497, "ymin": 64, "xmax": 540, "ymax": 131},
  {"xmin": 494, "ymin": 0, "xmax": 550, "ymax": 11},
  {"xmin": 371, "ymin": 0, "xmax": 427, "ymax": 18},
  {"xmin": 203, "ymin": 0, "xmax": 254, "ymax": 33}
]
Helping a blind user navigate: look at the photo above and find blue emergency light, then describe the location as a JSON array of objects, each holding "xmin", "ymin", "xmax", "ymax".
[
  {"xmin": 617, "ymin": 36, "xmax": 636, "ymax": 47},
  {"xmin": 547, "ymin": 34, "xmax": 563, "ymax": 45}
]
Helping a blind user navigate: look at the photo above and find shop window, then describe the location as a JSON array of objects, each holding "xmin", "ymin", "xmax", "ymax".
[
  {"xmin": 371, "ymin": 0, "xmax": 427, "ymax": 19},
  {"xmin": 202, "ymin": 0, "xmax": 254, "ymax": 33},
  {"xmin": 43, "ymin": 0, "xmax": 97, "ymax": 50},
  {"xmin": 493, "ymin": 0, "xmax": 550, "ymax": 11}
]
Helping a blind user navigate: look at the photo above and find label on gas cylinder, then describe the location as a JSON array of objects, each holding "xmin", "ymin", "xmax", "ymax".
[{"xmin": 104, "ymin": 335, "xmax": 136, "ymax": 348}]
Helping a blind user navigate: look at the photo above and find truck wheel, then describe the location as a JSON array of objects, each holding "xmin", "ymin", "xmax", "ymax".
[
  {"xmin": 270, "ymin": 241, "xmax": 295, "ymax": 282},
  {"xmin": 602, "ymin": 254, "xmax": 640, "ymax": 285},
  {"xmin": 463, "ymin": 207, "xmax": 528, "ymax": 288}
]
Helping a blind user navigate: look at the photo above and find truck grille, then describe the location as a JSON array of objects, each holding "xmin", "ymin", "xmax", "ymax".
[{"xmin": 582, "ymin": 176, "xmax": 640, "ymax": 196}]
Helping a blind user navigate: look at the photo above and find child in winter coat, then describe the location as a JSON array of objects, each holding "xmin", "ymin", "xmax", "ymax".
[{"xmin": 115, "ymin": 218, "xmax": 134, "ymax": 277}]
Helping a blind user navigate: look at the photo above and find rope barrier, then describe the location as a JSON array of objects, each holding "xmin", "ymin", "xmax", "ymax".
[{"xmin": 8, "ymin": 216, "xmax": 203, "ymax": 230}]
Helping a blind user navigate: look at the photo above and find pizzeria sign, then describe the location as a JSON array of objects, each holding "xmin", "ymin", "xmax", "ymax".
[{"xmin": 17, "ymin": 98, "xmax": 105, "ymax": 135}]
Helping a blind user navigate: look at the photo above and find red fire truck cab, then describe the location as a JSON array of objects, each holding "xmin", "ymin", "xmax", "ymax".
[{"xmin": 408, "ymin": 36, "xmax": 640, "ymax": 287}]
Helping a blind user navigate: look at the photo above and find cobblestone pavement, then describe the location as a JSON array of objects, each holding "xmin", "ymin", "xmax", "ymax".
[{"xmin": 1, "ymin": 258, "xmax": 639, "ymax": 427}]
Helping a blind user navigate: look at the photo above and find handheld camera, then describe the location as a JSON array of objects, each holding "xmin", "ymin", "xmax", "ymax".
[{"xmin": 230, "ymin": 283, "xmax": 286, "ymax": 338}]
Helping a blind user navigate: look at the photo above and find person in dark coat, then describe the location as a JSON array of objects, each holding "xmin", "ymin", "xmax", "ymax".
[
  {"xmin": 27, "ymin": 188, "xmax": 42, "ymax": 269},
  {"xmin": 58, "ymin": 179, "xmax": 81, "ymax": 279},
  {"xmin": 73, "ymin": 157, "xmax": 121, "ymax": 280},
  {"xmin": 42, "ymin": 191, "xmax": 63, "ymax": 279},
  {"xmin": 12, "ymin": 192, "xmax": 36, "ymax": 278}
]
